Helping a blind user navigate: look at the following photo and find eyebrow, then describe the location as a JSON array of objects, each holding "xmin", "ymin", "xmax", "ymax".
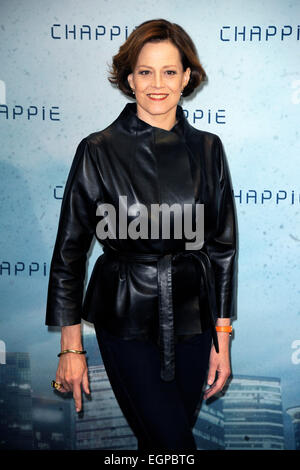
[{"xmin": 136, "ymin": 65, "xmax": 179, "ymax": 68}]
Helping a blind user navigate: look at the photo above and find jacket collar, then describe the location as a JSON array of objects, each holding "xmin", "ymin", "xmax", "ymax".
[{"xmin": 116, "ymin": 101, "xmax": 190, "ymax": 140}]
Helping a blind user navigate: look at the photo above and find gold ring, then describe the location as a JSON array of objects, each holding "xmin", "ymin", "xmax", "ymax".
[{"xmin": 51, "ymin": 380, "xmax": 62, "ymax": 390}]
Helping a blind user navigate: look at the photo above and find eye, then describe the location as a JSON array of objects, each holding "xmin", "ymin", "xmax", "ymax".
[
  {"xmin": 166, "ymin": 70, "xmax": 177, "ymax": 75},
  {"xmin": 138, "ymin": 70, "xmax": 150, "ymax": 75}
]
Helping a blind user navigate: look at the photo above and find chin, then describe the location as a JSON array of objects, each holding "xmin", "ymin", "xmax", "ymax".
[{"xmin": 139, "ymin": 99, "xmax": 178, "ymax": 115}]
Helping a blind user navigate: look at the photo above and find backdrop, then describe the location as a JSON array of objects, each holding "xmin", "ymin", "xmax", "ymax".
[{"xmin": 0, "ymin": 0, "xmax": 299, "ymax": 451}]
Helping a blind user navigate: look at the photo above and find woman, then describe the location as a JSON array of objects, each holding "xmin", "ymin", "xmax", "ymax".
[{"xmin": 46, "ymin": 19, "xmax": 238, "ymax": 451}]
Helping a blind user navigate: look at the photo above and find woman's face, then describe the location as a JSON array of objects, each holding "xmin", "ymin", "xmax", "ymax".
[{"xmin": 127, "ymin": 40, "xmax": 191, "ymax": 125}]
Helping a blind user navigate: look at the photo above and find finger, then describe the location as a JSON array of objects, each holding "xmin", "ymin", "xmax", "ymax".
[
  {"xmin": 56, "ymin": 384, "xmax": 69, "ymax": 393},
  {"xmin": 82, "ymin": 370, "xmax": 90, "ymax": 395},
  {"xmin": 60, "ymin": 377, "xmax": 72, "ymax": 393},
  {"xmin": 53, "ymin": 377, "xmax": 68, "ymax": 394},
  {"xmin": 204, "ymin": 379, "xmax": 221, "ymax": 400},
  {"xmin": 206, "ymin": 363, "xmax": 217, "ymax": 386},
  {"xmin": 204, "ymin": 373, "xmax": 228, "ymax": 400},
  {"xmin": 56, "ymin": 373, "xmax": 71, "ymax": 393},
  {"xmin": 204, "ymin": 384, "xmax": 216, "ymax": 400},
  {"xmin": 73, "ymin": 382, "xmax": 82, "ymax": 412}
]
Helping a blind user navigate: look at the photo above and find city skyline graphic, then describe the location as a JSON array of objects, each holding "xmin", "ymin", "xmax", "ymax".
[{"xmin": 0, "ymin": 332, "xmax": 299, "ymax": 450}]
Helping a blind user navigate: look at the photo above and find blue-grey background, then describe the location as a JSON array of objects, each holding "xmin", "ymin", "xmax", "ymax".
[{"xmin": 0, "ymin": 0, "xmax": 299, "ymax": 450}]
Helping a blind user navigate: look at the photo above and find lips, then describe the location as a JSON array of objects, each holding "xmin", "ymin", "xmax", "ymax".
[{"xmin": 147, "ymin": 94, "xmax": 169, "ymax": 101}]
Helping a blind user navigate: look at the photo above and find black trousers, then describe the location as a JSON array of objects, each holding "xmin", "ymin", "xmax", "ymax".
[{"xmin": 94, "ymin": 325, "xmax": 212, "ymax": 451}]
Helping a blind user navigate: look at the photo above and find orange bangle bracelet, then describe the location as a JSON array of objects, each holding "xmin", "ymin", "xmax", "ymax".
[{"xmin": 215, "ymin": 326, "xmax": 233, "ymax": 335}]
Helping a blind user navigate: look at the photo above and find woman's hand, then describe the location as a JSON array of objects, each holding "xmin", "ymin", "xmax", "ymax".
[
  {"xmin": 54, "ymin": 324, "xmax": 90, "ymax": 412},
  {"xmin": 55, "ymin": 353, "xmax": 90, "ymax": 412},
  {"xmin": 204, "ymin": 322, "xmax": 232, "ymax": 401}
]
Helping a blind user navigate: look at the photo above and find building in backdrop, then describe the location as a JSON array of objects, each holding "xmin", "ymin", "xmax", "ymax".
[
  {"xmin": 286, "ymin": 406, "xmax": 300, "ymax": 450},
  {"xmin": 32, "ymin": 396, "xmax": 74, "ymax": 449},
  {"xmin": 194, "ymin": 398, "xmax": 224, "ymax": 450},
  {"xmin": 0, "ymin": 353, "xmax": 33, "ymax": 449},
  {"xmin": 222, "ymin": 375, "xmax": 285, "ymax": 450},
  {"xmin": 83, "ymin": 332, "xmax": 103, "ymax": 367},
  {"xmin": 75, "ymin": 364, "xmax": 137, "ymax": 449}
]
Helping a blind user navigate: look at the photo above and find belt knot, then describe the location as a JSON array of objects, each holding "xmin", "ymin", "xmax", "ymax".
[{"xmin": 103, "ymin": 245, "xmax": 218, "ymax": 381}]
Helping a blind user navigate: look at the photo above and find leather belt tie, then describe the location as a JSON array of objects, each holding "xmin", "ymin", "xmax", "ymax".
[{"xmin": 103, "ymin": 245, "xmax": 219, "ymax": 382}]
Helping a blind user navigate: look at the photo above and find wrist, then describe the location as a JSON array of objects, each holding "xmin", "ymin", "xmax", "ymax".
[
  {"xmin": 58, "ymin": 349, "xmax": 86, "ymax": 358},
  {"xmin": 61, "ymin": 341, "xmax": 83, "ymax": 350},
  {"xmin": 215, "ymin": 326, "xmax": 233, "ymax": 338},
  {"xmin": 61, "ymin": 324, "xmax": 82, "ymax": 350},
  {"xmin": 216, "ymin": 318, "xmax": 231, "ymax": 327}
]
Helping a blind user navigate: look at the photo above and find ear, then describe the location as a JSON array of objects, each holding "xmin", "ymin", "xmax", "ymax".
[
  {"xmin": 127, "ymin": 73, "xmax": 134, "ymax": 91},
  {"xmin": 184, "ymin": 67, "xmax": 191, "ymax": 86}
]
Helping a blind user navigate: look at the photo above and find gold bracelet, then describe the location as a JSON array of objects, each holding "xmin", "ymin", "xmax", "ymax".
[{"xmin": 57, "ymin": 349, "xmax": 87, "ymax": 357}]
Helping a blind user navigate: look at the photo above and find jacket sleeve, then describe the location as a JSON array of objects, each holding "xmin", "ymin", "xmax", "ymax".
[
  {"xmin": 205, "ymin": 136, "xmax": 239, "ymax": 319},
  {"xmin": 45, "ymin": 138, "xmax": 102, "ymax": 326}
]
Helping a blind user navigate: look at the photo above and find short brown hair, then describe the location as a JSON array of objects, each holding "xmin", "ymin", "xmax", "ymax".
[{"xmin": 108, "ymin": 19, "xmax": 207, "ymax": 98}]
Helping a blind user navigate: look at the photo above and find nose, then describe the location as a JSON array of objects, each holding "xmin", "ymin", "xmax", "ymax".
[{"xmin": 152, "ymin": 71, "xmax": 163, "ymax": 89}]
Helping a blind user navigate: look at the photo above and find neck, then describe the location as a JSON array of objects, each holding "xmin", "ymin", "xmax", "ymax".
[{"xmin": 135, "ymin": 103, "xmax": 178, "ymax": 131}]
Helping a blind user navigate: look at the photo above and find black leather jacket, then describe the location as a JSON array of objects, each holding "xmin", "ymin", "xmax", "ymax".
[{"xmin": 45, "ymin": 102, "xmax": 238, "ymax": 382}]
